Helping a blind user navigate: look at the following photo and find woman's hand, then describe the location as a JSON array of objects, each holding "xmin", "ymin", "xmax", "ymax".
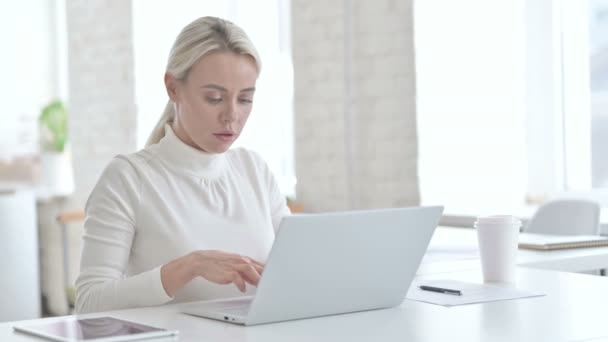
[{"xmin": 160, "ymin": 250, "xmax": 264, "ymax": 297}]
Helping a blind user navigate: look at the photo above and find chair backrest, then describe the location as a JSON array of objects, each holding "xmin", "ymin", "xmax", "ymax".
[{"xmin": 524, "ymin": 199, "xmax": 601, "ymax": 235}]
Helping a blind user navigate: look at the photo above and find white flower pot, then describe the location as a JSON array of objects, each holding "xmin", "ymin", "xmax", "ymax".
[{"xmin": 38, "ymin": 147, "xmax": 75, "ymax": 200}]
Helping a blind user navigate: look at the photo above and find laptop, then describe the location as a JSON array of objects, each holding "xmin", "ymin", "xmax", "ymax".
[{"xmin": 180, "ymin": 206, "xmax": 443, "ymax": 326}]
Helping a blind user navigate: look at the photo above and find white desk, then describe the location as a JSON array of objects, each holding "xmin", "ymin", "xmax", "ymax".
[
  {"xmin": 419, "ymin": 226, "xmax": 608, "ymax": 275},
  {"xmin": 2, "ymin": 268, "xmax": 608, "ymax": 342},
  {"xmin": 4, "ymin": 226, "xmax": 608, "ymax": 341}
]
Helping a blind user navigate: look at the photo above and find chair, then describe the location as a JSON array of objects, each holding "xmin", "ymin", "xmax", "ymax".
[
  {"xmin": 524, "ymin": 199, "xmax": 600, "ymax": 236},
  {"xmin": 524, "ymin": 199, "xmax": 603, "ymax": 275},
  {"xmin": 56, "ymin": 210, "xmax": 85, "ymax": 311}
]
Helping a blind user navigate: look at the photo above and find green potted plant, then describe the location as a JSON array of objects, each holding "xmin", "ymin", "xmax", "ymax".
[
  {"xmin": 40, "ymin": 100, "xmax": 69, "ymax": 153},
  {"xmin": 38, "ymin": 100, "xmax": 74, "ymax": 199}
]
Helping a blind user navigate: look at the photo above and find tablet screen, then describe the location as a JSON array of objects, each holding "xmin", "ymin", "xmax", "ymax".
[{"xmin": 15, "ymin": 316, "xmax": 174, "ymax": 341}]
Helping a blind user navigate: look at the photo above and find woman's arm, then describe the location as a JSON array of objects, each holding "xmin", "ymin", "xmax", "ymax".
[{"xmin": 75, "ymin": 156, "xmax": 172, "ymax": 313}]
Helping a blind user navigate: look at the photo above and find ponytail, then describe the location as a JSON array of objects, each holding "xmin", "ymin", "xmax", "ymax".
[{"xmin": 145, "ymin": 101, "xmax": 175, "ymax": 147}]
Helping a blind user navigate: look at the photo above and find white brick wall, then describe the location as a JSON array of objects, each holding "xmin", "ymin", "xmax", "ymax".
[
  {"xmin": 66, "ymin": 0, "xmax": 137, "ymax": 207},
  {"xmin": 292, "ymin": 0, "xmax": 420, "ymax": 211}
]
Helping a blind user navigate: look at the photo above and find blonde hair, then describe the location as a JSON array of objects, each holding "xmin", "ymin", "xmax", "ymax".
[{"xmin": 145, "ymin": 16, "xmax": 261, "ymax": 146}]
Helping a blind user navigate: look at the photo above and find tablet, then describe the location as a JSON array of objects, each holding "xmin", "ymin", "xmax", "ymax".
[{"xmin": 13, "ymin": 316, "xmax": 178, "ymax": 342}]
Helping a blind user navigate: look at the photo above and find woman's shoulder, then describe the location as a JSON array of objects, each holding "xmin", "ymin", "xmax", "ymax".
[{"xmin": 100, "ymin": 148, "xmax": 157, "ymax": 180}]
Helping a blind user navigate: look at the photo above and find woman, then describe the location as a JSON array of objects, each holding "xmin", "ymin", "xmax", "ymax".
[{"xmin": 75, "ymin": 16, "xmax": 290, "ymax": 314}]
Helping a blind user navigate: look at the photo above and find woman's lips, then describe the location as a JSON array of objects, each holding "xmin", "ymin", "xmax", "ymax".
[{"xmin": 214, "ymin": 133, "xmax": 236, "ymax": 142}]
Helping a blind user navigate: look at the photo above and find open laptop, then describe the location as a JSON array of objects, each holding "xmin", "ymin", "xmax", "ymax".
[{"xmin": 180, "ymin": 206, "xmax": 443, "ymax": 326}]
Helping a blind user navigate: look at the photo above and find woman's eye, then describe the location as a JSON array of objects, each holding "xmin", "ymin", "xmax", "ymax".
[
  {"xmin": 207, "ymin": 97, "xmax": 222, "ymax": 104},
  {"xmin": 238, "ymin": 98, "xmax": 253, "ymax": 104}
]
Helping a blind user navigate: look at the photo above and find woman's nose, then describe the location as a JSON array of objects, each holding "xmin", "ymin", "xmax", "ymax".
[{"xmin": 221, "ymin": 101, "xmax": 238, "ymax": 123}]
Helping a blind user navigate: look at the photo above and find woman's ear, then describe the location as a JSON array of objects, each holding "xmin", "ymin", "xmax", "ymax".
[{"xmin": 164, "ymin": 72, "xmax": 179, "ymax": 102}]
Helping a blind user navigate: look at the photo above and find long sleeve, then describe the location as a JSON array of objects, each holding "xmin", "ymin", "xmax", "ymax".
[
  {"xmin": 251, "ymin": 151, "xmax": 291, "ymax": 232},
  {"xmin": 75, "ymin": 156, "xmax": 172, "ymax": 314},
  {"xmin": 268, "ymin": 172, "xmax": 291, "ymax": 232}
]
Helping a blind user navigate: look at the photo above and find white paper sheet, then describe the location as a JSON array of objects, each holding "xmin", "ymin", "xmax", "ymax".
[
  {"xmin": 406, "ymin": 279, "xmax": 545, "ymax": 307},
  {"xmin": 575, "ymin": 338, "xmax": 608, "ymax": 342}
]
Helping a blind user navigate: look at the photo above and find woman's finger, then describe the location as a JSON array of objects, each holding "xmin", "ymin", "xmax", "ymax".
[
  {"xmin": 231, "ymin": 271, "xmax": 247, "ymax": 292},
  {"xmin": 226, "ymin": 255, "xmax": 265, "ymax": 274},
  {"xmin": 250, "ymin": 262, "xmax": 264, "ymax": 275},
  {"xmin": 229, "ymin": 255, "xmax": 265, "ymax": 268},
  {"xmin": 236, "ymin": 264, "xmax": 262, "ymax": 286},
  {"xmin": 248, "ymin": 258, "xmax": 265, "ymax": 268}
]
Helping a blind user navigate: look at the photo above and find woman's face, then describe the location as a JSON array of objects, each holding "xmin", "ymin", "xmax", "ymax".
[{"xmin": 166, "ymin": 51, "xmax": 258, "ymax": 153}]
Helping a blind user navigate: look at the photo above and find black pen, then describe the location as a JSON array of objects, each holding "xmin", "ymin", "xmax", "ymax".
[{"xmin": 419, "ymin": 285, "xmax": 462, "ymax": 296}]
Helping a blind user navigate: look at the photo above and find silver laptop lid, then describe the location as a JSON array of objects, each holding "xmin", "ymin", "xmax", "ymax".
[{"xmin": 246, "ymin": 206, "xmax": 443, "ymax": 325}]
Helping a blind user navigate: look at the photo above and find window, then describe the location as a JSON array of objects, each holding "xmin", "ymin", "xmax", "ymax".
[
  {"xmin": 416, "ymin": 0, "xmax": 608, "ymax": 216},
  {"xmin": 549, "ymin": 0, "xmax": 608, "ymax": 200},
  {"xmin": 415, "ymin": 0, "xmax": 528, "ymax": 215},
  {"xmin": 588, "ymin": 1, "xmax": 608, "ymax": 188},
  {"xmin": 132, "ymin": 0, "xmax": 295, "ymax": 196}
]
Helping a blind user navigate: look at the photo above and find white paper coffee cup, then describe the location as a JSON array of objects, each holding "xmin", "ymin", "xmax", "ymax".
[{"xmin": 474, "ymin": 215, "xmax": 521, "ymax": 283}]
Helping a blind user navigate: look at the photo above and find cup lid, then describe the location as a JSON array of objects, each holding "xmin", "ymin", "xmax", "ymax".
[{"xmin": 474, "ymin": 215, "xmax": 522, "ymax": 226}]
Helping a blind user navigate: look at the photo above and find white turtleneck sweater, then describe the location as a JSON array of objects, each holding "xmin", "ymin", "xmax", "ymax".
[{"xmin": 75, "ymin": 126, "xmax": 290, "ymax": 313}]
